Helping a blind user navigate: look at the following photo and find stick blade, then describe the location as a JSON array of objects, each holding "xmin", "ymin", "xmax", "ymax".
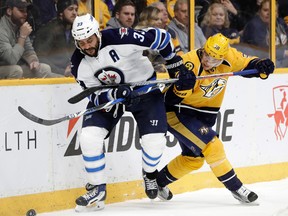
[{"xmin": 18, "ymin": 106, "xmax": 66, "ymax": 126}]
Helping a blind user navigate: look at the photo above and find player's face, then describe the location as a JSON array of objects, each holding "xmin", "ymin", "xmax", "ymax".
[
  {"xmin": 77, "ymin": 34, "xmax": 99, "ymax": 57},
  {"xmin": 201, "ymin": 50, "xmax": 223, "ymax": 70},
  {"xmin": 116, "ymin": 6, "xmax": 135, "ymax": 28}
]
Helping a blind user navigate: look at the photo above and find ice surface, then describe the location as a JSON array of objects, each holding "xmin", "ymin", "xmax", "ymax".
[{"xmin": 38, "ymin": 178, "xmax": 288, "ymax": 216}]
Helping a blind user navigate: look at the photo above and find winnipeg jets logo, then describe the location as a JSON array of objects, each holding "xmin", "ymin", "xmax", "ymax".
[
  {"xmin": 94, "ymin": 67, "xmax": 124, "ymax": 84},
  {"xmin": 100, "ymin": 69, "xmax": 118, "ymax": 84},
  {"xmin": 200, "ymin": 78, "xmax": 226, "ymax": 98}
]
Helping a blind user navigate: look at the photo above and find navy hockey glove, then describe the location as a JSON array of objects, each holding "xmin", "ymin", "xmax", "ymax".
[
  {"xmin": 113, "ymin": 86, "xmax": 139, "ymax": 107},
  {"xmin": 255, "ymin": 58, "xmax": 274, "ymax": 80},
  {"xmin": 165, "ymin": 55, "xmax": 185, "ymax": 78},
  {"xmin": 174, "ymin": 66, "xmax": 196, "ymax": 91}
]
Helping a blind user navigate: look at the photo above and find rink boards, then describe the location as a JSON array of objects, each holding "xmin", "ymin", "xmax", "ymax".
[{"xmin": 1, "ymin": 74, "xmax": 288, "ymax": 216}]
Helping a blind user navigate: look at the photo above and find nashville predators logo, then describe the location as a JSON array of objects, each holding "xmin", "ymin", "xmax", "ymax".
[
  {"xmin": 200, "ymin": 78, "xmax": 226, "ymax": 98},
  {"xmin": 199, "ymin": 126, "xmax": 209, "ymax": 135}
]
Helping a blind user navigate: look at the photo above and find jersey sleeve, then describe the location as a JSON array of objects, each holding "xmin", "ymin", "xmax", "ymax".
[{"xmin": 102, "ymin": 27, "xmax": 176, "ymax": 60}]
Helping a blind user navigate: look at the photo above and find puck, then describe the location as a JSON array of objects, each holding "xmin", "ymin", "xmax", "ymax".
[{"xmin": 26, "ymin": 209, "xmax": 37, "ymax": 216}]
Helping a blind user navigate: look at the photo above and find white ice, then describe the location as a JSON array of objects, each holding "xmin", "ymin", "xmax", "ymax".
[{"xmin": 38, "ymin": 178, "xmax": 288, "ymax": 216}]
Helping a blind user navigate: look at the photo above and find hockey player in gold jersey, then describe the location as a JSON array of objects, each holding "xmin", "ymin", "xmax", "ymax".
[{"xmin": 156, "ymin": 33, "xmax": 275, "ymax": 203}]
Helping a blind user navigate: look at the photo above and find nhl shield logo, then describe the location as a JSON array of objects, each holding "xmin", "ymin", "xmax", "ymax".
[{"xmin": 267, "ymin": 85, "xmax": 288, "ymax": 140}]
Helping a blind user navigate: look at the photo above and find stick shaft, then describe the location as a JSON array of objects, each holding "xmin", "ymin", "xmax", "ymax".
[
  {"xmin": 18, "ymin": 85, "xmax": 158, "ymax": 126},
  {"xmin": 68, "ymin": 69, "xmax": 258, "ymax": 104}
]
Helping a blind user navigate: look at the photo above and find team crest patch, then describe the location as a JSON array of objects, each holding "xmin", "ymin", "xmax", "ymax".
[
  {"xmin": 199, "ymin": 126, "xmax": 209, "ymax": 135},
  {"xmin": 119, "ymin": 27, "xmax": 129, "ymax": 38},
  {"xmin": 94, "ymin": 67, "xmax": 124, "ymax": 84},
  {"xmin": 200, "ymin": 78, "xmax": 226, "ymax": 98}
]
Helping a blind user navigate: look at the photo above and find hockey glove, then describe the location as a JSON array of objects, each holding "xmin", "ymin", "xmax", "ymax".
[
  {"xmin": 255, "ymin": 58, "xmax": 274, "ymax": 80},
  {"xmin": 165, "ymin": 55, "xmax": 185, "ymax": 78},
  {"xmin": 113, "ymin": 85, "xmax": 139, "ymax": 107},
  {"xmin": 174, "ymin": 65, "xmax": 196, "ymax": 91}
]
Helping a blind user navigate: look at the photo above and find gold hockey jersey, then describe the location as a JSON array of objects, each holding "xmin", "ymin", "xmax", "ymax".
[{"xmin": 178, "ymin": 47, "xmax": 258, "ymax": 111}]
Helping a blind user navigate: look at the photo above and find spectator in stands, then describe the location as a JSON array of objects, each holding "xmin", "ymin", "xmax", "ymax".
[
  {"xmin": 197, "ymin": 0, "xmax": 246, "ymax": 32},
  {"xmin": 200, "ymin": 2, "xmax": 240, "ymax": 44},
  {"xmin": 151, "ymin": 1, "xmax": 206, "ymax": 50},
  {"xmin": 168, "ymin": 0, "xmax": 189, "ymax": 53},
  {"xmin": 77, "ymin": 0, "xmax": 110, "ymax": 30},
  {"xmin": 106, "ymin": 0, "xmax": 137, "ymax": 29},
  {"xmin": 241, "ymin": 0, "xmax": 288, "ymax": 67},
  {"xmin": 33, "ymin": 0, "xmax": 78, "ymax": 76},
  {"xmin": 150, "ymin": 2, "xmax": 184, "ymax": 54},
  {"xmin": 0, "ymin": 0, "xmax": 63, "ymax": 79},
  {"xmin": 135, "ymin": 6, "xmax": 167, "ymax": 73}
]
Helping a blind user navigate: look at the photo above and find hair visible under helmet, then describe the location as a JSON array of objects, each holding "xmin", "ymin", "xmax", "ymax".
[
  {"xmin": 71, "ymin": 13, "xmax": 101, "ymax": 55},
  {"xmin": 204, "ymin": 33, "xmax": 229, "ymax": 60}
]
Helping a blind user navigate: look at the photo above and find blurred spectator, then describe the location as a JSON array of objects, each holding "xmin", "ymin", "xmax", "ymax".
[
  {"xmin": 32, "ymin": 0, "xmax": 57, "ymax": 25},
  {"xmin": 135, "ymin": 5, "xmax": 161, "ymax": 29},
  {"xmin": 78, "ymin": 0, "xmax": 110, "ymax": 30},
  {"xmin": 200, "ymin": 2, "xmax": 240, "ymax": 44},
  {"xmin": 0, "ymin": 0, "xmax": 63, "ymax": 79},
  {"xmin": 168, "ymin": 0, "xmax": 189, "ymax": 53},
  {"xmin": 151, "ymin": 1, "xmax": 205, "ymax": 50},
  {"xmin": 135, "ymin": 6, "xmax": 167, "ymax": 72},
  {"xmin": 33, "ymin": 0, "xmax": 78, "ymax": 76},
  {"xmin": 241, "ymin": 0, "xmax": 288, "ymax": 67},
  {"xmin": 106, "ymin": 0, "xmax": 136, "ymax": 29},
  {"xmin": 197, "ymin": 0, "xmax": 246, "ymax": 32},
  {"xmin": 150, "ymin": 2, "xmax": 184, "ymax": 54}
]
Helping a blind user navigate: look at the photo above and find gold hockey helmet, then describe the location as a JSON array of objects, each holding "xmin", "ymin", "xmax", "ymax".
[{"xmin": 204, "ymin": 33, "xmax": 229, "ymax": 60}]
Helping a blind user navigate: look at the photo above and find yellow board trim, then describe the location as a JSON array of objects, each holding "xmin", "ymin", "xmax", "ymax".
[
  {"xmin": 1, "ymin": 162, "xmax": 288, "ymax": 216},
  {"xmin": 0, "ymin": 77, "xmax": 76, "ymax": 86}
]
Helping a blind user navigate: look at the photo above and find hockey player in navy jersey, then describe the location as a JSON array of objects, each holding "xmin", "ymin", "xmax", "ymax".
[
  {"xmin": 70, "ymin": 13, "xmax": 191, "ymax": 211},
  {"xmin": 156, "ymin": 33, "xmax": 275, "ymax": 204}
]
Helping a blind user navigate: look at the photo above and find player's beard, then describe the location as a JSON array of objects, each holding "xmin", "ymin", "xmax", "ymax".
[{"xmin": 83, "ymin": 46, "xmax": 99, "ymax": 57}]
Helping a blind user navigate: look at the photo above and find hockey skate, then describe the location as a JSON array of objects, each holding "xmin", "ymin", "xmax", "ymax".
[
  {"xmin": 143, "ymin": 170, "xmax": 158, "ymax": 199},
  {"xmin": 231, "ymin": 185, "xmax": 258, "ymax": 204},
  {"xmin": 75, "ymin": 183, "xmax": 106, "ymax": 212},
  {"xmin": 157, "ymin": 185, "xmax": 173, "ymax": 201}
]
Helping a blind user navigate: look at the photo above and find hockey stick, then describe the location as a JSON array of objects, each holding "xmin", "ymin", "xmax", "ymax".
[
  {"xmin": 18, "ymin": 85, "xmax": 159, "ymax": 126},
  {"xmin": 68, "ymin": 69, "xmax": 257, "ymax": 104},
  {"xmin": 68, "ymin": 78, "xmax": 178, "ymax": 104}
]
